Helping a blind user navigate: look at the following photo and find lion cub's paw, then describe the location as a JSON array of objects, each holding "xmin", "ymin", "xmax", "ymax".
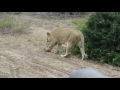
[
  {"xmin": 61, "ymin": 55, "xmax": 65, "ymax": 57},
  {"xmin": 61, "ymin": 54, "xmax": 70, "ymax": 58},
  {"xmin": 44, "ymin": 48, "xmax": 51, "ymax": 52}
]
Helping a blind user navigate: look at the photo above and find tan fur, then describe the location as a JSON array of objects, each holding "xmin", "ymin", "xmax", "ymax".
[{"xmin": 44, "ymin": 25, "xmax": 87, "ymax": 60}]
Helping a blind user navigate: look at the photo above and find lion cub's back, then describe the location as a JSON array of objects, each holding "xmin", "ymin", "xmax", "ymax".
[
  {"xmin": 52, "ymin": 26, "xmax": 81, "ymax": 37},
  {"xmin": 51, "ymin": 27, "xmax": 72, "ymax": 43}
]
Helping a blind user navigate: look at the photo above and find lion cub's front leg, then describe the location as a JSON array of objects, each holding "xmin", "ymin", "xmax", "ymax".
[
  {"xmin": 54, "ymin": 44, "xmax": 61, "ymax": 54},
  {"xmin": 61, "ymin": 42, "xmax": 72, "ymax": 58},
  {"xmin": 44, "ymin": 41, "xmax": 57, "ymax": 52}
]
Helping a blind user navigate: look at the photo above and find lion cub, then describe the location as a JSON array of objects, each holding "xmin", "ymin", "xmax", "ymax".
[{"xmin": 44, "ymin": 25, "xmax": 87, "ymax": 60}]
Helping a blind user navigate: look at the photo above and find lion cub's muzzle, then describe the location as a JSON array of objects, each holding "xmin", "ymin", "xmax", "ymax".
[{"xmin": 44, "ymin": 48, "xmax": 51, "ymax": 52}]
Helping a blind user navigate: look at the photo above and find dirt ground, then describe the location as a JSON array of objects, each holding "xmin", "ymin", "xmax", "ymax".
[{"xmin": 0, "ymin": 14, "xmax": 120, "ymax": 78}]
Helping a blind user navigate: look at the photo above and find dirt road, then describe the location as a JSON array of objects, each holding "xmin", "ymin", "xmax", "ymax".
[{"xmin": 0, "ymin": 14, "xmax": 120, "ymax": 78}]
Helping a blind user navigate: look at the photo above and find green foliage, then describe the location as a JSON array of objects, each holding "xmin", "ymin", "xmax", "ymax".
[
  {"xmin": 112, "ymin": 54, "xmax": 120, "ymax": 66},
  {"xmin": 71, "ymin": 44, "xmax": 80, "ymax": 55},
  {"xmin": 79, "ymin": 12, "xmax": 120, "ymax": 66}
]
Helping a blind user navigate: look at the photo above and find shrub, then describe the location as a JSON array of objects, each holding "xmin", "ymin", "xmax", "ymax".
[{"xmin": 74, "ymin": 12, "xmax": 120, "ymax": 66}]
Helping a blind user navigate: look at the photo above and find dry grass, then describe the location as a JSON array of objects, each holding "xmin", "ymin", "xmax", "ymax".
[{"xmin": 0, "ymin": 13, "xmax": 29, "ymax": 35}]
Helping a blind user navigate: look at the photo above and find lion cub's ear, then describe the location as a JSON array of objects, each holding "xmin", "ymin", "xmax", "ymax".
[
  {"xmin": 55, "ymin": 25, "xmax": 60, "ymax": 27},
  {"xmin": 46, "ymin": 32, "xmax": 50, "ymax": 36}
]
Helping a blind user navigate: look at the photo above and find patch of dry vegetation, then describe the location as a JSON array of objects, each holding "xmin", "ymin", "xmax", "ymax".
[{"xmin": 0, "ymin": 13, "xmax": 29, "ymax": 35}]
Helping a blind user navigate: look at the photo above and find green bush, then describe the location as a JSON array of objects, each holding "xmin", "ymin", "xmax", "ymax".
[
  {"xmin": 74, "ymin": 12, "xmax": 120, "ymax": 66},
  {"xmin": 71, "ymin": 44, "xmax": 80, "ymax": 55}
]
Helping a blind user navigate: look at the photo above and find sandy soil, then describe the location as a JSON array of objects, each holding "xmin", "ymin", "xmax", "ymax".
[{"xmin": 0, "ymin": 14, "xmax": 120, "ymax": 78}]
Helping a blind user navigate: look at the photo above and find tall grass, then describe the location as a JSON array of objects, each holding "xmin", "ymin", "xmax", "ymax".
[
  {"xmin": 0, "ymin": 13, "xmax": 28, "ymax": 35},
  {"xmin": 72, "ymin": 17, "xmax": 88, "ymax": 30}
]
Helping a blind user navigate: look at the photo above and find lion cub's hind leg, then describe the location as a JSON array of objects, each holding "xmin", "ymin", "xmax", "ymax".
[{"xmin": 78, "ymin": 41, "xmax": 88, "ymax": 60}]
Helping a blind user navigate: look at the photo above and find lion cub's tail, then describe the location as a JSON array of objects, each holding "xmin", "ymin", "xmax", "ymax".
[{"xmin": 80, "ymin": 33, "xmax": 85, "ymax": 50}]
